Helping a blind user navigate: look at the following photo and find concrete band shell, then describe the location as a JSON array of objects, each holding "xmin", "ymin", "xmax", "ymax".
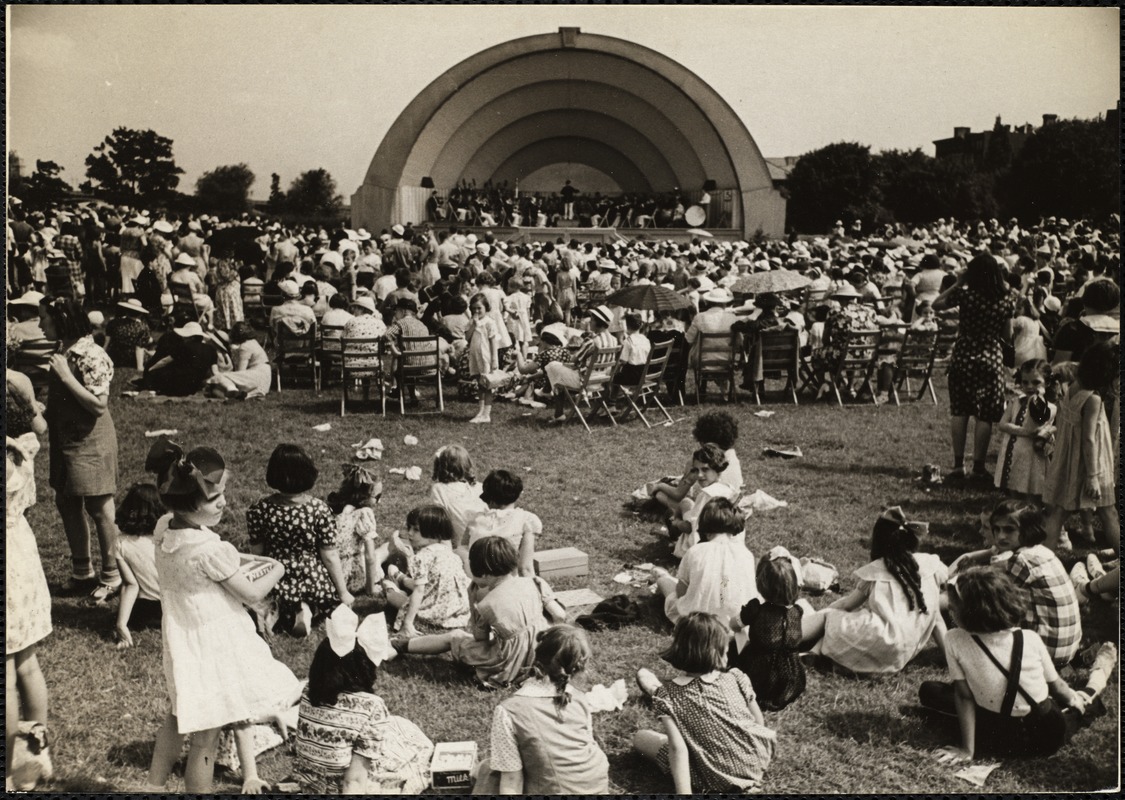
[{"xmin": 352, "ymin": 29, "xmax": 785, "ymax": 237}]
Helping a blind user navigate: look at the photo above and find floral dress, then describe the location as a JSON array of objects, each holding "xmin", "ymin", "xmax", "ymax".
[
  {"xmin": 449, "ymin": 576, "xmax": 547, "ymax": 688},
  {"xmin": 334, "ymin": 505, "xmax": 379, "ymax": 594},
  {"xmin": 810, "ymin": 302, "xmax": 879, "ymax": 376},
  {"xmin": 946, "ymin": 288, "xmax": 1017, "ymax": 422},
  {"xmin": 46, "ymin": 336, "xmax": 117, "ymax": 497},
  {"xmin": 398, "ymin": 542, "xmax": 470, "ymax": 631},
  {"xmin": 246, "ymin": 498, "xmax": 341, "ymax": 623},
  {"xmin": 105, "ymin": 316, "xmax": 151, "ymax": 367},
  {"xmin": 295, "ymin": 690, "xmax": 434, "ymax": 795},
  {"xmin": 6, "ymin": 433, "xmax": 52, "ymax": 653},
  {"xmin": 212, "ymin": 257, "xmax": 244, "ymax": 331}
]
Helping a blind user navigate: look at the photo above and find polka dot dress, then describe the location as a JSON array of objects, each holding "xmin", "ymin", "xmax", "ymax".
[{"xmin": 948, "ymin": 288, "xmax": 1017, "ymax": 422}]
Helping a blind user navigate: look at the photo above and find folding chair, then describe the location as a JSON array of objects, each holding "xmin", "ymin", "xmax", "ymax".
[
  {"xmin": 825, "ymin": 328, "xmax": 882, "ymax": 407},
  {"xmin": 751, "ymin": 328, "xmax": 800, "ymax": 405},
  {"xmin": 932, "ymin": 321, "xmax": 959, "ymax": 373},
  {"xmin": 242, "ymin": 280, "xmax": 267, "ymax": 328},
  {"xmin": 890, "ymin": 328, "xmax": 939, "ymax": 405},
  {"xmin": 559, "ymin": 345, "xmax": 622, "ymax": 433},
  {"xmin": 274, "ymin": 323, "xmax": 320, "ymax": 392},
  {"xmin": 340, "ymin": 336, "xmax": 385, "ymax": 416},
  {"xmin": 318, "ymin": 322, "xmax": 347, "ymax": 387},
  {"xmin": 692, "ymin": 331, "xmax": 738, "ymax": 404},
  {"xmin": 648, "ymin": 329, "xmax": 686, "ymax": 406},
  {"xmin": 392, "ymin": 335, "xmax": 444, "ymax": 415},
  {"xmin": 619, "ymin": 339, "xmax": 675, "ymax": 427},
  {"xmin": 169, "ymin": 282, "xmax": 201, "ymax": 322}
]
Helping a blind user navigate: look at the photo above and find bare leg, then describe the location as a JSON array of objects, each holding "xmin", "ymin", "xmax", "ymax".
[
  {"xmin": 15, "ymin": 650, "xmax": 47, "ymax": 724},
  {"xmin": 655, "ymin": 575, "xmax": 679, "ymax": 599},
  {"xmin": 1044, "ymin": 506, "xmax": 1067, "ymax": 551},
  {"xmin": 147, "ymin": 713, "xmax": 187, "ymax": 789},
  {"xmin": 1095, "ymin": 505, "xmax": 1119, "ymax": 555},
  {"xmin": 56, "ymin": 494, "xmax": 93, "ymax": 579},
  {"xmin": 403, "ymin": 632, "xmax": 456, "ymax": 654},
  {"xmin": 84, "ymin": 494, "xmax": 120, "ymax": 585},
  {"xmin": 633, "ymin": 729, "xmax": 669, "ymax": 763},
  {"xmin": 800, "ymin": 608, "xmax": 828, "ymax": 645},
  {"xmin": 6, "ymin": 655, "xmax": 18, "ymax": 781},
  {"xmin": 950, "ymin": 416, "xmax": 969, "ymax": 468},
  {"xmin": 971, "ymin": 420, "xmax": 992, "ymax": 464},
  {"xmin": 183, "ymin": 727, "xmax": 221, "ymax": 793}
]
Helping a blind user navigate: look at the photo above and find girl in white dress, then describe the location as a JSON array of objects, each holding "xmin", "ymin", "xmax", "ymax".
[
  {"xmin": 429, "ymin": 445, "xmax": 487, "ymax": 546},
  {"xmin": 142, "ymin": 440, "xmax": 301, "ymax": 793}
]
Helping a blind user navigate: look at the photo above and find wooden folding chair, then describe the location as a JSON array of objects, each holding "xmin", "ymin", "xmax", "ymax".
[
  {"xmin": 392, "ymin": 335, "xmax": 444, "ymax": 415},
  {"xmin": 318, "ymin": 322, "xmax": 347, "ymax": 387},
  {"xmin": 169, "ymin": 282, "xmax": 201, "ymax": 322},
  {"xmin": 932, "ymin": 321, "xmax": 959, "ymax": 373},
  {"xmin": 242, "ymin": 280, "xmax": 267, "ymax": 328},
  {"xmin": 647, "ymin": 329, "xmax": 686, "ymax": 406},
  {"xmin": 890, "ymin": 328, "xmax": 939, "ymax": 405},
  {"xmin": 274, "ymin": 323, "xmax": 319, "ymax": 392},
  {"xmin": 560, "ymin": 345, "xmax": 621, "ymax": 433},
  {"xmin": 825, "ymin": 328, "xmax": 881, "ymax": 406},
  {"xmin": 692, "ymin": 331, "xmax": 738, "ymax": 404},
  {"xmin": 752, "ymin": 328, "xmax": 800, "ymax": 405},
  {"xmin": 619, "ymin": 339, "xmax": 675, "ymax": 427},
  {"xmin": 340, "ymin": 336, "xmax": 385, "ymax": 416}
]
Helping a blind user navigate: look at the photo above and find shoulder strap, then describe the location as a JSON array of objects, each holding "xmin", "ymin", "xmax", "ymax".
[{"xmin": 971, "ymin": 632, "xmax": 1035, "ymax": 715}]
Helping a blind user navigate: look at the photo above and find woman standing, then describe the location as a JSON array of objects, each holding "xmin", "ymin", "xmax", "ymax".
[
  {"xmin": 933, "ymin": 254, "xmax": 1017, "ymax": 481},
  {"xmin": 38, "ymin": 298, "xmax": 121, "ymax": 600},
  {"xmin": 210, "ymin": 256, "xmax": 244, "ymax": 332}
]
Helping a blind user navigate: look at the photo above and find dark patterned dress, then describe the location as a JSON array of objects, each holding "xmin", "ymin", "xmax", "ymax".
[
  {"xmin": 246, "ymin": 498, "xmax": 341, "ymax": 625},
  {"xmin": 731, "ymin": 599, "xmax": 806, "ymax": 711},
  {"xmin": 946, "ymin": 288, "xmax": 1017, "ymax": 422},
  {"xmin": 105, "ymin": 316, "xmax": 151, "ymax": 367}
]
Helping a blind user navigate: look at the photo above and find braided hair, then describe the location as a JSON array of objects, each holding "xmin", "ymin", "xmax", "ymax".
[
  {"xmin": 870, "ymin": 515, "xmax": 927, "ymax": 614},
  {"xmin": 529, "ymin": 625, "xmax": 591, "ymax": 713}
]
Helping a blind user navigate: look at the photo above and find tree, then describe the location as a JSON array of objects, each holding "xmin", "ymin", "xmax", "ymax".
[
  {"xmin": 785, "ymin": 142, "xmax": 885, "ymax": 233},
  {"xmin": 195, "ymin": 163, "xmax": 256, "ymax": 214},
  {"xmin": 15, "ymin": 159, "xmax": 72, "ymax": 208},
  {"xmin": 1000, "ymin": 117, "xmax": 1118, "ymax": 222},
  {"xmin": 267, "ymin": 173, "xmax": 284, "ymax": 211},
  {"xmin": 982, "ymin": 117, "xmax": 1014, "ymax": 174},
  {"xmin": 286, "ymin": 168, "xmax": 341, "ymax": 218},
  {"xmin": 82, "ymin": 127, "xmax": 183, "ymax": 203}
]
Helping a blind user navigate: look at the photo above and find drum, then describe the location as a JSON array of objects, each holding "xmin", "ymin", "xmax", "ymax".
[{"xmin": 685, "ymin": 205, "xmax": 706, "ymax": 226}]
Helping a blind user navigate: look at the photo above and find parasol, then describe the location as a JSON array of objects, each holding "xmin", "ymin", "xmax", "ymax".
[
  {"xmin": 730, "ymin": 269, "xmax": 811, "ymax": 295},
  {"xmin": 606, "ymin": 283, "xmax": 692, "ymax": 312},
  {"xmin": 685, "ymin": 228, "xmax": 713, "ymax": 238}
]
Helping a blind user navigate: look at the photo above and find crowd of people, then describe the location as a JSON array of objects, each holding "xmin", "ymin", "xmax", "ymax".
[{"xmin": 6, "ymin": 198, "xmax": 1121, "ymax": 792}]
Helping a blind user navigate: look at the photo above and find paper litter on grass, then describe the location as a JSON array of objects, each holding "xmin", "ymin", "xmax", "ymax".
[
  {"xmin": 586, "ymin": 679, "xmax": 628, "ymax": 713},
  {"xmin": 955, "ymin": 763, "xmax": 999, "ymax": 787},
  {"xmin": 762, "ymin": 444, "xmax": 803, "ymax": 459},
  {"xmin": 554, "ymin": 588, "xmax": 604, "ymax": 609},
  {"xmin": 144, "ymin": 429, "xmax": 179, "ymax": 438},
  {"xmin": 403, "ymin": 435, "xmax": 418, "ymax": 445},
  {"xmin": 612, "ymin": 572, "xmax": 634, "ymax": 584},
  {"xmin": 739, "ymin": 489, "xmax": 789, "ymax": 512},
  {"xmin": 404, "ymin": 466, "xmax": 422, "ymax": 481},
  {"xmin": 753, "ymin": 410, "xmax": 775, "ymax": 418},
  {"xmin": 312, "ymin": 423, "xmax": 332, "ymax": 432}
]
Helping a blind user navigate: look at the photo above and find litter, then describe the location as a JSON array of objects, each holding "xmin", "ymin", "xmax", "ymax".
[
  {"xmin": 739, "ymin": 489, "xmax": 789, "ymax": 512},
  {"xmin": 763, "ymin": 445, "xmax": 803, "ymax": 459},
  {"xmin": 800, "ymin": 557, "xmax": 840, "ymax": 593},
  {"xmin": 955, "ymin": 762, "xmax": 1000, "ymax": 787},
  {"xmin": 753, "ymin": 410, "xmax": 775, "ymax": 418},
  {"xmin": 612, "ymin": 572, "xmax": 634, "ymax": 585},
  {"xmin": 351, "ymin": 438, "xmax": 384, "ymax": 460},
  {"xmin": 404, "ymin": 466, "xmax": 422, "ymax": 481},
  {"xmin": 312, "ymin": 423, "xmax": 332, "ymax": 432},
  {"xmin": 403, "ymin": 435, "xmax": 418, "ymax": 445},
  {"xmin": 585, "ymin": 679, "xmax": 628, "ymax": 713},
  {"xmin": 144, "ymin": 429, "xmax": 179, "ymax": 438}
]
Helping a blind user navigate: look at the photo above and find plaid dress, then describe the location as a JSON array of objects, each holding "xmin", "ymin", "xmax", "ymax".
[{"xmin": 1002, "ymin": 545, "xmax": 1082, "ymax": 666}]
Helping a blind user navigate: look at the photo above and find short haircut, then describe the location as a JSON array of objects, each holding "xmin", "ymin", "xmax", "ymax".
[
  {"xmin": 395, "ymin": 268, "xmax": 412, "ymax": 288},
  {"xmin": 950, "ymin": 567, "xmax": 1028, "ymax": 633},
  {"xmin": 265, "ymin": 443, "xmax": 319, "ymax": 493},
  {"xmin": 1081, "ymin": 279, "xmax": 1120, "ymax": 313},
  {"xmin": 990, "ymin": 499, "xmax": 1047, "ymax": 547},
  {"xmin": 662, "ymin": 611, "xmax": 728, "ymax": 673},
  {"xmin": 480, "ymin": 469, "xmax": 523, "ymax": 507},
  {"xmin": 1076, "ymin": 341, "xmax": 1118, "ymax": 393},
  {"xmin": 468, "ymin": 536, "xmax": 518, "ymax": 577},
  {"xmin": 432, "ymin": 444, "xmax": 474, "ymax": 483},
  {"xmin": 300, "ymin": 282, "xmax": 318, "ymax": 300},
  {"xmin": 692, "ymin": 411, "xmax": 739, "ymax": 450},
  {"xmin": 624, "ymin": 312, "xmax": 642, "ymax": 332},
  {"xmin": 329, "ymin": 292, "xmax": 350, "ymax": 310},
  {"xmin": 406, "ymin": 504, "xmax": 453, "ymax": 542},
  {"xmin": 229, "ymin": 321, "xmax": 256, "ymax": 344},
  {"xmin": 756, "ymin": 555, "xmax": 800, "ymax": 605},
  {"xmin": 469, "ymin": 292, "xmax": 490, "ymax": 313},
  {"xmin": 691, "ymin": 442, "xmax": 729, "ymax": 474},
  {"xmin": 116, "ymin": 482, "xmax": 165, "ymax": 536},
  {"xmin": 40, "ymin": 297, "xmax": 91, "ymax": 341},
  {"xmin": 355, "ymin": 271, "xmax": 376, "ymax": 290},
  {"xmin": 307, "ymin": 637, "xmax": 377, "ymax": 707},
  {"xmin": 447, "ymin": 295, "xmax": 469, "ymax": 315},
  {"xmin": 696, "ymin": 497, "xmax": 744, "ymax": 539}
]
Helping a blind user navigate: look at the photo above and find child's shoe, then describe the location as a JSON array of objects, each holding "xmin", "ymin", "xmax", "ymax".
[{"xmin": 10, "ymin": 722, "xmax": 52, "ymax": 791}]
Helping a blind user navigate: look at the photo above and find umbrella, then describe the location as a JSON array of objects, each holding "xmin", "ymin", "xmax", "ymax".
[
  {"xmin": 730, "ymin": 270, "xmax": 811, "ymax": 295},
  {"xmin": 685, "ymin": 228, "xmax": 713, "ymax": 238},
  {"xmin": 606, "ymin": 283, "xmax": 692, "ymax": 312},
  {"xmin": 207, "ymin": 225, "xmax": 264, "ymax": 261}
]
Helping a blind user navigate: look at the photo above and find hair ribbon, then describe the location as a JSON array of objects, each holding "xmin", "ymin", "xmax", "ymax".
[{"xmin": 325, "ymin": 604, "xmax": 395, "ymax": 665}]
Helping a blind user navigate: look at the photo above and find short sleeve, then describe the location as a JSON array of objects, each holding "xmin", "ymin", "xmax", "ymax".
[
  {"xmin": 74, "ymin": 345, "xmax": 114, "ymax": 397},
  {"xmin": 313, "ymin": 501, "xmax": 340, "ymax": 549},
  {"xmin": 353, "ymin": 696, "xmax": 390, "ymax": 760},
  {"xmin": 651, "ymin": 687, "xmax": 673, "ymax": 718},
  {"xmin": 731, "ymin": 668, "xmax": 756, "ymax": 705},
  {"xmin": 523, "ymin": 512, "xmax": 543, "ymax": 537},
  {"xmin": 489, "ymin": 705, "xmax": 523, "ymax": 773},
  {"xmin": 1028, "ymin": 631, "xmax": 1059, "ymax": 683},
  {"xmin": 740, "ymin": 597, "xmax": 763, "ymax": 626},
  {"xmin": 196, "ymin": 540, "xmax": 241, "ymax": 582},
  {"xmin": 944, "ymin": 631, "xmax": 967, "ymax": 682},
  {"xmin": 354, "ymin": 506, "xmax": 379, "ymax": 541},
  {"xmin": 411, "ymin": 549, "xmax": 433, "ymax": 587}
]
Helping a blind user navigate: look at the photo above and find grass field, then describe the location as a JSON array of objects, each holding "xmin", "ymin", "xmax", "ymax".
[{"xmin": 23, "ymin": 370, "xmax": 1120, "ymax": 794}]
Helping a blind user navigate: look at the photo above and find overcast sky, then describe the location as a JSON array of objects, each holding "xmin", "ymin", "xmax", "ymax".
[{"xmin": 7, "ymin": 5, "xmax": 1119, "ymax": 200}]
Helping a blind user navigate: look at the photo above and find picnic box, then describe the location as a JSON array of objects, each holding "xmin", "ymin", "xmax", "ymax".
[
  {"xmin": 430, "ymin": 741, "xmax": 477, "ymax": 792},
  {"xmin": 534, "ymin": 547, "xmax": 589, "ymax": 579}
]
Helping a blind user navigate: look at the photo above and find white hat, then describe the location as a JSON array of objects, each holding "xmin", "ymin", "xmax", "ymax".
[
  {"xmin": 130, "ymin": 215, "xmax": 149, "ymax": 226},
  {"xmin": 391, "ymin": 224, "xmax": 405, "ymax": 236},
  {"xmin": 1042, "ymin": 296, "xmax": 1062, "ymax": 313},
  {"xmin": 540, "ymin": 322, "xmax": 570, "ymax": 346},
  {"xmin": 476, "ymin": 242, "xmax": 491, "ymax": 256},
  {"xmin": 350, "ymin": 296, "xmax": 377, "ymax": 314},
  {"xmin": 187, "ymin": 220, "xmax": 203, "ymax": 232},
  {"xmin": 153, "ymin": 220, "xmax": 175, "ymax": 235},
  {"xmin": 173, "ymin": 321, "xmax": 205, "ymax": 338},
  {"xmin": 702, "ymin": 287, "xmax": 734, "ymax": 305},
  {"xmin": 356, "ymin": 228, "xmax": 372, "ymax": 241},
  {"xmin": 277, "ymin": 279, "xmax": 301, "ymax": 299},
  {"xmin": 830, "ymin": 284, "xmax": 861, "ymax": 299},
  {"xmin": 588, "ymin": 305, "xmax": 613, "ymax": 327},
  {"xmin": 9, "ymin": 290, "xmax": 45, "ymax": 308},
  {"xmin": 116, "ymin": 298, "xmax": 148, "ymax": 315},
  {"xmin": 174, "ymin": 253, "xmax": 197, "ymax": 268}
]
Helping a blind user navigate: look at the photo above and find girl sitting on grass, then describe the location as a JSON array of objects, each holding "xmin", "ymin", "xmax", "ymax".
[
  {"xmin": 921, "ymin": 567, "xmax": 1116, "ymax": 764},
  {"xmin": 633, "ymin": 612, "xmax": 776, "ymax": 793},
  {"xmin": 464, "ymin": 469, "xmax": 541, "ymax": 577},
  {"xmin": 113, "ymin": 483, "xmax": 165, "ymax": 649},
  {"xmin": 649, "ymin": 411, "xmax": 743, "ymax": 522},
  {"xmin": 246, "ymin": 444, "xmax": 353, "ymax": 636},
  {"xmin": 799, "ymin": 506, "xmax": 948, "ymax": 674},
  {"xmin": 429, "ymin": 444, "xmax": 487, "ymax": 546},
  {"xmin": 142, "ymin": 440, "xmax": 300, "ymax": 794},
  {"xmin": 325, "ymin": 463, "xmax": 384, "ymax": 597},
  {"xmin": 395, "ymin": 537, "xmax": 548, "ymax": 689},
  {"xmin": 473, "ymin": 625, "xmax": 609, "ymax": 794},
  {"xmin": 295, "ymin": 605, "xmax": 433, "ymax": 794},
  {"xmin": 381, "ymin": 505, "xmax": 470, "ymax": 638},
  {"xmin": 668, "ymin": 444, "xmax": 738, "ymax": 558}
]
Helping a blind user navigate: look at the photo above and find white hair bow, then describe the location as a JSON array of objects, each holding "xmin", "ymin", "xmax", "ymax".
[{"xmin": 325, "ymin": 604, "xmax": 396, "ymax": 665}]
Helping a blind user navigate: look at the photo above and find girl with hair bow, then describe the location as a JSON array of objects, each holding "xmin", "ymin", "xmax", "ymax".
[
  {"xmin": 799, "ymin": 506, "xmax": 949, "ymax": 674},
  {"xmin": 294, "ymin": 605, "xmax": 433, "ymax": 795}
]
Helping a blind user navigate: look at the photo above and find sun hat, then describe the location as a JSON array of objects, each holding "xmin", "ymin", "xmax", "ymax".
[
  {"xmin": 9, "ymin": 290, "xmax": 45, "ymax": 308},
  {"xmin": 540, "ymin": 321, "xmax": 570, "ymax": 346},
  {"xmin": 701, "ymin": 287, "xmax": 734, "ymax": 305},
  {"xmin": 588, "ymin": 305, "xmax": 613, "ymax": 327},
  {"xmin": 129, "ymin": 214, "xmax": 149, "ymax": 226},
  {"xmin": 391, "ymin": 224, "xmax": 405, "ymax": 236},
  {"xmin": 172, "ymin": 253, "xmax": 196, "ymax": 269},
  {"xmin": 356, "ymin": 228, "xmax": 371, "ymax": 241},
  {"xmin": 116, "ymin": 298, "xmax": 148, "ymax": 316},
  {"xmin": 829, "ymin": 284, "xmax": 861, "ymax": 300},
  {"xmin": 277, "ymin": 280, "xmax": 301, "ymax": 299},
  {"xmin": 173, "ymin": 321, "xmax": 205, "ymax": 338},
  {"xmin": 1042, "ymin": 296, "xmax": 1062, "ymax": 313},
  {"xmin": 350, "ymin": 296, "xmax": 377, "ymax": 314},
  {"xmin": 152, "ymin": 220, "xmax": 175, "ymax": 235}
]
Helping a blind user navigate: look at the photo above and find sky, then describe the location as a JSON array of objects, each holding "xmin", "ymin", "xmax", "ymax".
[{"xmin": 7, "ymin": 5, "xmax": 1119, "ymax": 201}]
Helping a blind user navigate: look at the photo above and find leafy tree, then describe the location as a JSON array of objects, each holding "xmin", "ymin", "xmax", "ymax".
[
  {"xmin": 982, "ymin": 118, "xmax": 1014, "ymax": 174},
  {"xmin": 15, "ymin": 159, "xmax": 73, "ymax": 208},
  {"xmin": 195, "ymin": 163, "xmax": 256, "ymax": 214},
  {"xmin": 1000, "ymin": 117, "xmax": 1118, "ymax": 221},
  {"xmin": 82, "ymin": 127, "xmax": 183, "ymax": 202},
  {"xmin": 785, "ymin": 142, "xmax": 884, "ymax": 233},
  {"xmin": 267, "ymin": 173, "xmax": 284, "ymax": 211},
  {"xmin": 286, "ymin": 168, "xmax": 341, "ymax": 218}
]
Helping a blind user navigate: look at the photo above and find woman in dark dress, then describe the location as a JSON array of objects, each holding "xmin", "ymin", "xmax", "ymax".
[
  {"xmin": 104, "ymin": 298, "xmax": 152, "ymax": 370},
  {"xmin": 142, "ymin": 318, "xmax": 219, "ymax": 396},
  {"xmin": 933, "ymin": 254, "xmax": 1017, "ymax": 481}
]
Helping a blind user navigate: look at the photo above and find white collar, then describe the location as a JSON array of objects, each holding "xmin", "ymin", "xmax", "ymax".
[
  {"xmin": 514, "ymin": 676, "xmax": 576, "ymax": 698},
  {"xmin": 671, "ymin": 671, "xmax": 721, "ymax": 686}
]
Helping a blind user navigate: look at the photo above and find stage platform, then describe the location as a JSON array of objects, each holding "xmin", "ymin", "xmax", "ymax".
[{"xmin": 449, "ymin": 225, "xmax": 748, "ymax": 245}]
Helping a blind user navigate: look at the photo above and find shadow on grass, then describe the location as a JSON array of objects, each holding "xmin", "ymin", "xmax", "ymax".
[
  {"xmin": 43, "ymin": 775, "xmax": 119, "ymax": 794},
  {"xmin": 106, "ymin": 739, "xmax": 155, "ymax": 770},
  {"xmin": 823, "ymin": 708, "xmax": 946, "ymax": 748},
  {"xmin": 47, "ymin": 600, "xmax": 115, "ymax": 635},
  {"xmin": 379, "ymin": 653, "xmax": 480, "ymax": 689}
]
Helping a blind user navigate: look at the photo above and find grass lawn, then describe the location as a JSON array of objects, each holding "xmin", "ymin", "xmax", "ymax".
[{"xmin": 24, "ymin": 370, "xmax": 1120, "ymax": 794}]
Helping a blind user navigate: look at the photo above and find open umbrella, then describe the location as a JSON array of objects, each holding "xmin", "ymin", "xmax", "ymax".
[
  {"xmin": 606, "ymin": 283, "xmax": 692, "ymax": 312},
  {"xmin": 685, "ymin": 228, "xmax": 713, "ymax": 238},
  {"xmin": 730, "ymin": 270, "xmax": 811, "ymax": 295}
]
